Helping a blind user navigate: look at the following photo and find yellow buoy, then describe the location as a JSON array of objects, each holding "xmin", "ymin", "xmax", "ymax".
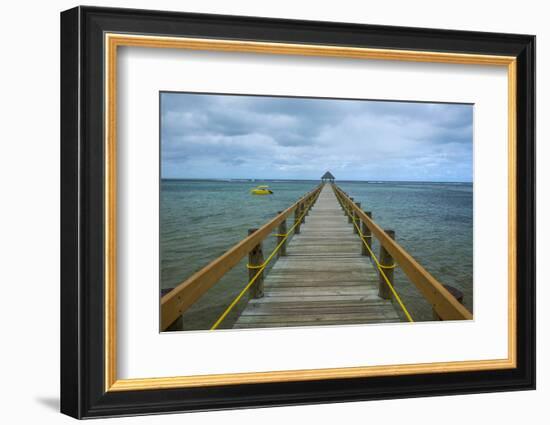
[{"xmin": 250, "ymin": 185, "xmax": 273, "ymax": 195}]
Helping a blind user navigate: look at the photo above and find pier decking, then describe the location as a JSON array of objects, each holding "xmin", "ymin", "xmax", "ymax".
[{"xmin": 233, "ymin": 185, "xmax": 401, "ymax": 328}]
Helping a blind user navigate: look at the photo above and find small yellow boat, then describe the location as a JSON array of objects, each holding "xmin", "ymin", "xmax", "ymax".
[{"xmin": 250, "ymin": 185, "xmax": 273, "ymax": 195}]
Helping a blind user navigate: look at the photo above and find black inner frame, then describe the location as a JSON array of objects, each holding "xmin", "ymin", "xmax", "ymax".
[{"xmin": 60, "ymin": 6, "xmax": 535, "ymax": 419}]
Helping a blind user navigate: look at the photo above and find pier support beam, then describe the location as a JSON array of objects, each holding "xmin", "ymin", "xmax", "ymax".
[
  {"xmin": 433, "ymin": 286, "xmax": 464, "ymax": 320},
  {"xmin": 248, "ymin": 228, "xmax": 264, "ymax": 299},
  {"xmin": 161, "ymin": 287, "xmax": 183, "ymax": 330},
  {"xmin": 166, "ymin": 316, "xmax": 183, "ymax": 331},
  {"xmin": 353, "ymin": 202, "xmax": 361, "ymax": 233},
  {"xmin": 378, "ymin": 229, "xmax": 395, "ymax": 300},
  {"xmin": 348, "ymin": 197, "xmax": 354, "ymax": 223},
  {"xmin": 361, "ymin": 211, "xmax": 372, "ymax": 257},
  {"xmin": 294, "ymin": 204, "xmax": 302, "ymax": 234},
  {"xmin": 305, "ymin": 198, "xmax": 311, "ymax": 216},
  {"xmin": 277, "ymin": 211, "xmax": 287, "ymax": 257}
]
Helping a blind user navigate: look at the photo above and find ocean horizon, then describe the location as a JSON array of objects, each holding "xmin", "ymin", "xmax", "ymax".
[{"xmin": 161, "ymin": 177, "xmax": 473, "ymax": 184}]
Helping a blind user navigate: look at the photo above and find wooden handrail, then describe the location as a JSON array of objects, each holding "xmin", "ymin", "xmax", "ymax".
[
  {"xmin": 161, "ymin": 184, "xmax": 323, "ymax": 330},
  {"xmin": 332, "ymin": 184, "xmax": 473, "ymax": 321}
]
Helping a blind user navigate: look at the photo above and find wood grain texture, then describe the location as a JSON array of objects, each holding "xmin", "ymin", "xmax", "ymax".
[{"xmin": 233, "ymin": 185, "xmax": 401, "ymax": 329}]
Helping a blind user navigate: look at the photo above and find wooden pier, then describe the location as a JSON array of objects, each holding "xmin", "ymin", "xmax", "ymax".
[
  {"xmin": 161, "ymin": 179, "xmax": 473, "ymax": 331},
  {"xmin": 233, "ymin": 184, "xmax": 401, "ymax": 328}
]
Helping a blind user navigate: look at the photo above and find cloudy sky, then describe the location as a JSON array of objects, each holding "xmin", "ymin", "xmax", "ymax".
[{"xmin": 161, "ymin": 92, "xmax": 473, "ymax": 182}]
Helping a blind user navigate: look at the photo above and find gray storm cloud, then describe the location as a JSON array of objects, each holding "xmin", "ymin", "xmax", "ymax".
[{"xmin": 161, "ymin": 92, "xmax": 473, "ymax": 182}]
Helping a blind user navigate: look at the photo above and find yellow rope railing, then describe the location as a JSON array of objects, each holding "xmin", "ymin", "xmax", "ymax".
[
  {"xmin": 210, "ymin": 192, "xmax": 320, "ymax": 330},
  {"xmin": 334, "ymin": 189, "xmax": 414, "ymax": 322}
]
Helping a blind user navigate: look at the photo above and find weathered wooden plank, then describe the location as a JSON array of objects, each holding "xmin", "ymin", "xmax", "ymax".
[
  {"xmin": 241, "ymin": 305, "xmax": 399, "ymax": 316},
  {"xmin": 234, "ymin": 319, "xmax": 401, "ymax": 329},
  {"xmin": 236, "ymin": 312, "xmax": 400, "ymax": 324},
  {"xmin": 264, "ymin": 287, "xmax": 380, "ymax": 296},
  {"xmin": 247, "ymin": 300, "xmax": 393, "ymax": 308},
  {"xmin": 273, "ymin": 261, "xmax": 371, "ymax": 269},
  {"xmin": 264, "ymin": 280, "xmax": 378, "ymax": 287},
  {"xmin": 267, "ymin": 272, "xmax": 377, "ymax": 278},
  {"xmin": 250, "ymin": 295, "xmax": 382, "ymax": 303}
]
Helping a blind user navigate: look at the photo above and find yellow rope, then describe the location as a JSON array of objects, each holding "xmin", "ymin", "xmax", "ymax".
[
  {"xmin": 210, "ymin": 192, "xmax": 319, "ymax": 330},
  {"xmin": 334, "ymin": 190, "xmax": 414, "ymax": 322},
  {"xmin": 272, "ymin": 233, "xmax": 288, "ymax": 237}
]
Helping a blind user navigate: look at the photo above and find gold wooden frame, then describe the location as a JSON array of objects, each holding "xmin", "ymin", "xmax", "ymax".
[{"xmin": 104, "ymin": 33, "xmax": 517, "ymax": 392}]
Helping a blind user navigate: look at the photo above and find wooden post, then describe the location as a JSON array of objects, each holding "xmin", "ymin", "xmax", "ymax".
[
  {"xmin": 433, "ymin": 285, "xmax": 464, "ymax": 320},
  {"xmin": 378, "ymin": 229, "xmax": 395, "ymax": 300},
  {"xmin": 361, "ymin": 212, "xmax": 372, "ymax": 257},
  {"xmin": 166, "ymin": 316, "xmax": 183, "ymax": 331},
  {"xmin": 305, "ymin": 195, "xmax": 312, "ymax": 216},
  {"xmin": 294, "ymin": 203, "xmax": 302, "ymax": 234},
  {"xmin": 353, "ymin": 202, "xmax": 361, "ymax": 233},
  {"xmin": 161, "ymin": 288, "xmax": 183, "ymax": 331},
  {"xmin": 248, "ymin": 228, "xmax": 264, "ymax": 299},
  {"xmin": 277, "ymin": 211, "xmax": 287, "ymax": 257},
  {"xmin": 348, "ymin": 197, "xmax": 354, "ymax": 223}
]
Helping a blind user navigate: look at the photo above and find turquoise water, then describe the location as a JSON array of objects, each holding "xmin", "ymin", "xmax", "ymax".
[{"xmin": 161, "ymin": 180, "xmax": 473, "ymax": 330}]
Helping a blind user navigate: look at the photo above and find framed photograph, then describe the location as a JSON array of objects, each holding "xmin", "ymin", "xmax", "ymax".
[{"xmin": 60, "ymin": 6, "xmax": 535, "ymax": 419}]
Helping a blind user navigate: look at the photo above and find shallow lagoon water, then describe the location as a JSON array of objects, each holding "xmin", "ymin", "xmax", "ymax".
[{"xmin": 161, "ymin": 179, "xmax": 473, "ymax": 330}]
